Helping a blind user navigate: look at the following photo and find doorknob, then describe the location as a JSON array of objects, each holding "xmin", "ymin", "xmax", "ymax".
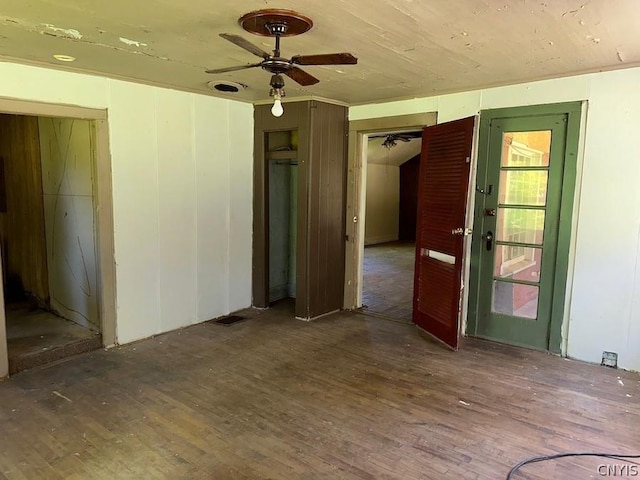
[{"xmin": 483, "ymin": 231, "xmax": 493, "ymax": 251}]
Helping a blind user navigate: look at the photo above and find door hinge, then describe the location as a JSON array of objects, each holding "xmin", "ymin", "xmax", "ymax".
[{"xmin": 451, "ymin": 227, "xmax": 473, "ymax": 236}]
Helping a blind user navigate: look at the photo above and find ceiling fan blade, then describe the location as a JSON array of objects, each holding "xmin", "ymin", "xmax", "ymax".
[
  {"xmin": 205, "ymin": 63, "xmax": 262, "ymax": 74},
  {"xmin": 291, "ymin": 53, "xmax": 358, "ymax": 66},
  {"xmin": 219, "ymin": 33, "xmax": 270, "ymax": 59},
  {"xmin": 285, "ymin": 67, "xmax": 320, "ymax": 86}
]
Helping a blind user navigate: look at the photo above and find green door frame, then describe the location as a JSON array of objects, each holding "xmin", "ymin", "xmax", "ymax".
[{"xmin": 467, "ymin": 102, "xmax": 582, "ymax": 353}]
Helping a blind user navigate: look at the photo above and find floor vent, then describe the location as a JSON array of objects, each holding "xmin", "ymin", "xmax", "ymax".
[
  {"xmin": 213, "ymin": 315, "xmax": 247, "ymax": 326},
  {"xmin": 601, "ymin": 351, "xmax": 618, "ymax": 368}
]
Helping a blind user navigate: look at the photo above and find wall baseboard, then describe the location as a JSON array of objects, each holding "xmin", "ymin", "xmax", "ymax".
[{"xmin": 364, "ymin": 236, "xmax": 399, "ymax": 246}]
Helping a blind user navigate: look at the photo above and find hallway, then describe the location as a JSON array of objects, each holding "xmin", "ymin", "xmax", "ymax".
[{"xmin": 362, "ymin": 241, "xmax": 415, "ymax": 322}]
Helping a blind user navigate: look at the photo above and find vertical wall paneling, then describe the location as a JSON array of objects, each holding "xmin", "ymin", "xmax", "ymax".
[
  {"xmin": 306, "ymin": 102, "xmax": 348, "ymax": 318},
  {"xmin": 295, "ymin": 106, "xmax": 311, "ymax": 318},
  {"xmin": 156, "ymin": 89, "xmax": 197, "ymax": 332},
  {"xmin": 253, "ymin": 101, "xmax": 348, "ymax": 319},
  {"xmin": 252, "ymin": 106, "xmax": 268, "ymax": 308},
  {"xmin": 39, "ymin": 117, "xmax": 99, "ymax": 329},
  {"xmin": 228, "ymin": 102, "xmax": 254, "ymax": 313},
  {"xmin": 0, "ymin": 63, "xmax": 255, "ymax": 348},
  {"xmin": 0, "ymin": 115, "xmax": 49, "ymax": 304},
  {"xmin": 108, "ymin": 81, "xmax": 161, "ymax": 343},
  {"xmin": 195, "ymin": 97, "xmax": 230, "ymax": 320}
]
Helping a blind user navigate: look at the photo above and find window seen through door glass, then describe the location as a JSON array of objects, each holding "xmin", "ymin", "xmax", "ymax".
[
  {"xmin": 499, "ymin": 170, "xmax": 548, "ymax": 206},
  {"xmin": 501, "ymin": 131, "xmax": 551, "ymax": 167},
  {"xmin": 496, "ymin": 208, "xmax": 545, "ymax": 245},
  {"xmin": 491, "ymin": 130, "xmax": 551, "ymax": 321}
]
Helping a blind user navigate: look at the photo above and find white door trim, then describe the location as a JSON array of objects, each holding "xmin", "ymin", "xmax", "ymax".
[{"xmin": 343, "ymin": 113, "xmax": 438, "ymax": 311}]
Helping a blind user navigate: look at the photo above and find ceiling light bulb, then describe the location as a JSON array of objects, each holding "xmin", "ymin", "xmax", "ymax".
[{"xmin": 271, "ymin": 96, "xmax": 284, "ymax": 117}]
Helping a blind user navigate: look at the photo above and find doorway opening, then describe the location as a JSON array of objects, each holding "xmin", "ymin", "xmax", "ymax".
[
  {"xmin": 344, "ymin": 113, "xmax": 437, "ymax": 317},
  {"xmin": 467, "ymin": 102, "xmax": 582, "ymax": 353},
  {"xmin": 0, "ymin": 103, "xmax": 115, "ymax": 377},
  {"xmin": 267, "ymin": 129, "xmax": 298, "ymax": 316},
  {"xmin": 361, "ymin": 131, "xmax": 422, "ymax": 322}
]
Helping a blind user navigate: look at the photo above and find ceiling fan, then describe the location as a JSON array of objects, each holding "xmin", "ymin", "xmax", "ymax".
[
  {"xmin": 205, "ymin": 9, "xmax": 358, "ymax": 116},
  {"xmin": 369, "ymin": 132, "xmax": 423, "ymax": 149}
]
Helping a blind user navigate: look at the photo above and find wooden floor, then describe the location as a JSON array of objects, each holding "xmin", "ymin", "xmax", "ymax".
[
  {"xmin": 362, "ymin": 242, "xmax": 415, "ymax": 322},
  {"xmin": 6, "ymin": 302, "xmax": 101, "ymax": 375},
  {"xmin": 0, "ymin": 302, "xmax": 638, "ymax": 479}
]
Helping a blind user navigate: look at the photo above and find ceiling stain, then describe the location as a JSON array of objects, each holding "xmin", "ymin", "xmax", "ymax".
[
  {"xmin": 0, "ymin": 1, "xmax": 637, "ymax": 104},
  {"xmin": 42, "ymin": 24, "xmax": 83, "ymax": 40},
  {"xmin": 119, "ymin": 37, "xmax": 148, "ymax": 48}
]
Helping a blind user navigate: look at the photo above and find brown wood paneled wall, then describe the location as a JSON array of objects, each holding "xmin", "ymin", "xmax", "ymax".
[
  {"xmin": 253, "ymin": 102, "xmax": 310, "ymax": 315},
  {"xmin": 253, "ymin": 101, "xmax": 347, "ymax": 319},
  {"xmin": 0, "ymin": 114, "xmax": 49, "ymax": 304},
  {"xmin": 399, "ymin": 154, "xmax": 420, "ymax": 242},
  {"xmin": 304, "ymin": 101, "xmax": 348, "ymax": 318}
]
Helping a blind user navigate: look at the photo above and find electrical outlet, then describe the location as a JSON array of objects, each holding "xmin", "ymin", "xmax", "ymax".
[{"xmin": 601, "ymin": 351, "xmax": 618, "ymax": 368}]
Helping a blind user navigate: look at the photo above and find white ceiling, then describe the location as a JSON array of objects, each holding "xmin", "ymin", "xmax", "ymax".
[{"xmin": 1, "ymin": 1, "xmax": 638, "ymax": 105}]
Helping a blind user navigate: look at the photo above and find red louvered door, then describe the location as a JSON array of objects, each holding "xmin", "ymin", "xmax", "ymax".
[{"xmin": 413, "ymin": 117, "xmax": 475, "ymax": 349}]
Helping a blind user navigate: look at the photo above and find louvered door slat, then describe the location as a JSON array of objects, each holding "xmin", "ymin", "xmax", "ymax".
[{"xmin": 413, "ymin": 116, "xmax": 475, "ymax": 349}]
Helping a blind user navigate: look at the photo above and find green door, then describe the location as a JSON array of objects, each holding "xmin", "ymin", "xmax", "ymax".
[{"xmin": 468, "ymin": 103, "xmax": 581, "ymax": 352}]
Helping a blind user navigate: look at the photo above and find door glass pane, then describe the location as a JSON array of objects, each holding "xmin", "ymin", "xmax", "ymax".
[
  {"xmin": 492, "ymin": 281, "xmax": 539, "ymax": 319},
  {"xmin": 501, "ymin": 131, "xmax": 551, "ymax": 167},
  {"xmin": 497, "ymin": 208, "xmax": 545, "ymax": 245},
  {"xmin": 494, "ymin": 246, "xmax": 542, "ymax": 283},
  {"xmin": 499, "ymin": 170, "xmax": 549, "ymax": 206}
]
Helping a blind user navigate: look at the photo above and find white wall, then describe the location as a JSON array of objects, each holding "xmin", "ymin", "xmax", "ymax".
[
  {"xmin": 365, "ymin": 164, "xmax": 399, "ymax": 245},
  {"xmin": 0, "ymin": 62, "xmax": 253, "ymax": 345},
  {"xmin": 351, "ymin": 67, "xmax": 640, "ymax": 372},
  {"xmin": 39, "ymin": 117, "xmax": 99, "ymax": 330}
]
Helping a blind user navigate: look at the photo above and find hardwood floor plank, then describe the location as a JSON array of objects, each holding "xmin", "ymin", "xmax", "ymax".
[{"xmin": 0, "ymin": 305, "xmax": 638, "ymax": 479}]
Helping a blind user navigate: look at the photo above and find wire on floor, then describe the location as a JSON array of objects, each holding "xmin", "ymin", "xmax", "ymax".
[{"xmin": 506, "ymin": 452, "xmax": 640, "ymax": 479}]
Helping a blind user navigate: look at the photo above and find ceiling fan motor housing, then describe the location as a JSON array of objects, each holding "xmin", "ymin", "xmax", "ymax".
[
  {"xmin": 266, "ymin": 23, "xmax": 288, "ymax": 36},
  {"xmin": 262, "ymin": 58, "xmax": 291, "ymax": 74}
]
